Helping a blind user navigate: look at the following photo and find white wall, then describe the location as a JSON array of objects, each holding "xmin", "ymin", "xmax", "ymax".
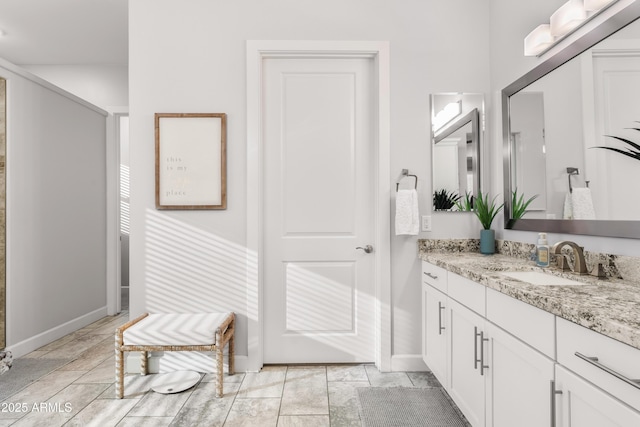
[
  {"xmin": 129, "ymin": 0, "xmax": 491, "ymax": 370},
  {"xmin": 1, "ymin": 58, "xmax": 108, "ymax": 356},
  {"xmin": 20, "ymin": 64, "xmax": 128, "ymax": 110},
  {"xmin": 489, "ymin": 0, "xmax": 640, "ymax": 256}
]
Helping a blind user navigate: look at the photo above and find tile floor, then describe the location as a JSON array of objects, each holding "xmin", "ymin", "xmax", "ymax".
[{"xmin": 0, "ymin": 312, "xmax": 464, "ymax": 426}]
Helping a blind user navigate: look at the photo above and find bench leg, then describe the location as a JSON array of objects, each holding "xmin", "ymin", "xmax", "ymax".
[
  {"xmin": 216, "ymin": 344, "xmax": 224, "ymax": 398},
  {"xmin": 115, "ymin": 337, "xmax": 125, "ymax": 399},
  {"xmin": 140, "ymin": 351, "xmax": 148, "ymax": 376},
  {"xmin": 229, "ymin": 333, "xmax": 235, "ymax": 376}
]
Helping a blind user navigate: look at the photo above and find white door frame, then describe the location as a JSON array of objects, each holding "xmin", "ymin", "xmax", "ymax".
[
  {"xmin": 106, "ymin": 108, "xmax": 129, "ymax": 315},
  {"xmin": 246, "ymin": 40, "xmax": 391, "ymax": 372}
]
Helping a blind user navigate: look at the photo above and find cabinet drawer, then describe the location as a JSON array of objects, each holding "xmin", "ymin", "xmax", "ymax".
[
  {"xmin": 486, "ymin": 288, "xmax": 555, "ymax": 358},
  {"xmin": 557, "ymin": 317, "xmax": 640, "ymax": 411},
  {"xmin": 448, "ymin": 272, "xmax": 485, "ymax": 316},
  {"xmin": 422, "ymin": 261, "xmax": 447, "ymax": 293}
]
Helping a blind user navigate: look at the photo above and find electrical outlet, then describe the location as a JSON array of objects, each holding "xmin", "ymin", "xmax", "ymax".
[{"xmin": 422, "ymin": 215, "xmax": 432, "ymax": 232}]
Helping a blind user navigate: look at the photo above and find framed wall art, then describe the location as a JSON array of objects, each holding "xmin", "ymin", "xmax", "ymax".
[{"xmin": 155, "ymin": 113, "xmax": 227, "ymax": 210}]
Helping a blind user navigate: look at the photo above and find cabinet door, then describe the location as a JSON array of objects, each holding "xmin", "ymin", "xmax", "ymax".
[
  {"xmin": 486, "ymin": 322, "xmax": 554, "ymax": 427},
  {"xmin": 556, "ymin": 365, "xmax": 640, "ymax": 427},
  {"xmin": 448, "ymin": 298, "xmax": 486, "ymax": 427},
  {"xmin": 422, "ymin": 283, "xmax": 447, "ymax": 384}
]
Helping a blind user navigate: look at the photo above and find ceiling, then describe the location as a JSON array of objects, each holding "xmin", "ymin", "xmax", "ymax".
[{"xmin": 0, "ymin": 0, "xmax": 128, "ymax": 66}]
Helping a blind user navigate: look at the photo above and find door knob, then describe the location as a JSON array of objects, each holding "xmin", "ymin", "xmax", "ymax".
[{"xmin": 356, "ymin": 245, "xmax": 374, "ymax": 254}]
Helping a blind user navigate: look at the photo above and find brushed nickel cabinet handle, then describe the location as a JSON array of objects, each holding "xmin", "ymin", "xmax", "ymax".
[{"xmin": 575, "ymin": 352, "xmax": 640, "ymax": 389}]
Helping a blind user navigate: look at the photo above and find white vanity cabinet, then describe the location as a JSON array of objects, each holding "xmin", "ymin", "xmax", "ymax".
[
  {"xmin": 554, "ymin": 317, "xmax": 640, "ymax": 426},
  {"xmin": 485, "ymin": 322, "xmax": 554, "ymax": 427},
  {"xmin": 448, "ymin": 297, "xmax": 487, "ymax": 427},
  {"xmin": 422, "ymin": 282, "xmax": 448, "ymax": 383},
  {"xmin": 555, "ymin": 365, "xmax": 640, "ymax": 427},
  {"xmin": 421, "ymin": 261, "xmax": 556, "ymax": 427}
]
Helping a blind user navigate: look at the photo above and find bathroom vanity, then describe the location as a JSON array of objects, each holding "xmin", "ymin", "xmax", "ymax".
[{"xmin": 419, "ymin": 240, "xmax": 640, "ymax": 427}]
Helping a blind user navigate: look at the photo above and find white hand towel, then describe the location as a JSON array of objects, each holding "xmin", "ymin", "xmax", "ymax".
[
  {"xmin": 571, "ymin": 188, "xmax": 595, "ymax": 220},
  {"xmin": 395, "ymin": 189, "xmax": 419, "ymax": 236},
  {"xmin": 563, "ymin": 192, "xmax": 573, "ymax": 219}
]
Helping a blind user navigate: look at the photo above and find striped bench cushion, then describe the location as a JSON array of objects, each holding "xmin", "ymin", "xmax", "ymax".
[{"xmin": 123, "ymin": 313, "xmax": 231, "ymax": 346}]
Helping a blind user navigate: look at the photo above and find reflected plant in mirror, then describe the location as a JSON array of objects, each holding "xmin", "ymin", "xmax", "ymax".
[
  {"xmin": 511, "ymin": 189, "xmax": 539, "ymax": 221},
  {"xmin": 502, "ymin": 5, "xmax": 640, "ymax": 238},
  {"xmin": 591, "ymin": 122, "xmax": 640, "ymax": 162},
  {"xmin": 433, "ymin": 189, "xmax": 460, "ymax": 211},
  {"xmin": 430, "ymin": 93, "xmax": 484, "ymax": 213}
]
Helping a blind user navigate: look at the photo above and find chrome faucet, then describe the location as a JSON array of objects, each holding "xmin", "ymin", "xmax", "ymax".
[{"xmin": 551, "ymin": 241, "xmax": 588, "ymax": 275}]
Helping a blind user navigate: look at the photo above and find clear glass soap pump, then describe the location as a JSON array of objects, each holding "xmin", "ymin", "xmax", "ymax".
[{"xmin": 536, "ymin": 233, "xmax": 550, "ymax": 267}]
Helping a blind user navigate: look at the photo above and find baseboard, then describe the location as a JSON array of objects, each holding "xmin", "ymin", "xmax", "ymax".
[
  {"xmin": 6, "ymin": 306, "xmax": 108, "ymax": 358},
  {"xmin": 126, "ymin": 352, "xmax": 250, "ymax": 374},
  {"xmin": 391, "ymin": 354, "xmax": 428, "ymax": 372}
]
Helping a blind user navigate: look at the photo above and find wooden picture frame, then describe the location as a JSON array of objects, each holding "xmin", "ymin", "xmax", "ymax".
[{"xmin": 155, "ymin": 113, "xmax": 227, "ymax": 210}]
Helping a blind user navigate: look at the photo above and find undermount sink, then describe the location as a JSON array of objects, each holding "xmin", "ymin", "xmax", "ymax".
[{"xmin": 499, "ymin": 271, "xmax": 587, "ymax": 286}]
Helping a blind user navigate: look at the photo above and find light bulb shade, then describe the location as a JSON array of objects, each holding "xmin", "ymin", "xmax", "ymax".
[
  {"xmin": 524, "ymin": 24, "xmax": 554, "ymax": 56},
  {"xmin": 433, "ymin": 101, "xmax": 461, "ymax": 132},
  {"xmin": 550, "ymin": 0, "xmax": 587, "ymax": 37},
  {"xmin": 584, "ymin": 0, "xmax": 616, "ymax": 11}
]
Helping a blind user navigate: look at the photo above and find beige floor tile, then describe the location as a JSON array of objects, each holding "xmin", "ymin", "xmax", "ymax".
[
  {"xmin": 20, "ymin": 350, "xmax": 52, "ymax": 359},
  {"xmin": 99, "ymin": 374, "xmax": 157, "ymax": 400},
  {"xmin": 224, "ymin": 397, "xmax": 280, "ymax": 427},
  {"xmin": 277, "ymin": 415, "xmax": 331, "ymax": 426},
  {"xmin": 170, "ymin": 381, "xmax": 239, "ymax": 427},
  {"xmin": 328, "ymin": 381, "xmax": 368, "ymax": 427},
  {"xmin": 64, "ymin": 398, "xmax": 139, "ymax": 427},
  {"xmin": 364, "ymin": 365, "xmax": 413, "ymax": 387},
  {"xmin": 237, "ymin": 365, "xmax": 286, "ymax": 398},
  {"xmin": 43, "ymin": 333, "xmax": 111, "ymax": 360},
  {"xmin": 127, "ymin": 386, "xmax": 195, "ymax": 417},
  {"xmin": 10, "ymin": 383, "xmax": 109, "ymax": 427},
  {"xmin": 115, "ymin": 416, "xmax": 173, "ymax": 427},
  {"xmin": 326, "ymin": 364, "xmax": 368, "ymax": 382},
  {"xmin": 280, "ymin": 367, "xmax": 328, "ymax": 416},
  {"xmin": 74, "ymin": 357, "xmax": 116, "ymax": 384},
  {"xmin": 406, "ymin": 370, "xmax": 441, "ymax": 388},
  {"xmin": 59, "ymin": 336, "xmax": 114, "ymax": 372}
]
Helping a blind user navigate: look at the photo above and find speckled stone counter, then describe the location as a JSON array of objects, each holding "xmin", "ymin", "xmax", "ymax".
[{"xmin": 418, "ymin": 239, "xmax": 640, "ymax": 351}]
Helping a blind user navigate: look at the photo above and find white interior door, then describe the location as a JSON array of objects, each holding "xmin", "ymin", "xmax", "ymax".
[
  {"xmin": 590, "ymin": 52, "xmax": 640, "ymax": 220},
  {"xmin": 263, "ymin": 56, "xmax": 375, "ymax": 363}
]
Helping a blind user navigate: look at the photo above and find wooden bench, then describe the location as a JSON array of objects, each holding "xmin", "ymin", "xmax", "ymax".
[{"xmin": 115, "ymin": 312, "xmax": 235, "ymax": 398}]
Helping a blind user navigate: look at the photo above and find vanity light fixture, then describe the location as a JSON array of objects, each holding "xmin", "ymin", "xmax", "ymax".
[
  {"xmin": 524, "ymin": 24, "xmax": 555, "ymax": 56},
  {"xmin": 550, "ymin": 0, "xmax": 587, "ymax": 37},
  {"xmin": 524, "ymin": 0, "xmax": 620, "ymax": 56},
  {"xmin": 432, "ymin": 100, "xmax": 461, "ymax": 132},
  {"xmin": 584, "ymin": 0, "xmax": 617, "ymax": 12}
]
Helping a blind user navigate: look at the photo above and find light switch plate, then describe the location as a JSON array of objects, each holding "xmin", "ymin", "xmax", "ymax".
[{"xmin": 422, "ymin": 215, "xmax": 432, "ymax": 232}]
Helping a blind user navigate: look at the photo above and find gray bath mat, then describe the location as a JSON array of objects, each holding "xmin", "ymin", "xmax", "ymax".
[
  {"xmin": 0, "ymin": 358, "xmax": 71, "ymax": 401},
  {"xmin": 356, "ymin": 387, "xmax": 468, "ymax": 427}
]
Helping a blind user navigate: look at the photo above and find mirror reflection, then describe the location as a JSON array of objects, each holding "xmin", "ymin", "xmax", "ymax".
[
  {"xmin": 431, "ymin": 93, "xmax": 484, "ymax": 212},
  {"xmin": 504, "ymin": 14, "xmax": 640, "ymax": 237}
]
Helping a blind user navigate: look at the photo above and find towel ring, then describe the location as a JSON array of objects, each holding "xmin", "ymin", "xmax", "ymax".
[{"xmin": 396, "ymin": 169, "xmax": 418, "ymax": 192}]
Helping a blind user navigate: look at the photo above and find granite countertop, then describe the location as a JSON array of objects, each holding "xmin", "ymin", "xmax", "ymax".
[{"xmin": 419, "ymin": 246, "xmax": 640, "ymax": 351}]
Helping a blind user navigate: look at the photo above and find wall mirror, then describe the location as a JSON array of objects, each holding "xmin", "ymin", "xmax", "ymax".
[
  {"xmin": 431, "ymin": 93, "xmax": 484, "ymax": 211},
  {"xmin": 502, "ymin": 6, "xmax": 640, "ymax": 238}
]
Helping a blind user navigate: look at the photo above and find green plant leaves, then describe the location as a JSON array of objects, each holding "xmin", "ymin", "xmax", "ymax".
[
  {"xmin": 591, "ymin": 125, "xmax": 640, "ymax": 162},
  {"xmin": 474, "ymin": 192, "xmax": 504, "ymax": 230},
  {"xmin": 511, "ymin": 189, "xmax": 538, "ymax": 220}
]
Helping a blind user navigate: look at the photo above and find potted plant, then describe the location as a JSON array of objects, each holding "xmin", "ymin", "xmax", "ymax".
[
  {"xmin": 511, "ymin": 189, "xmax": 538, "ymax": 220},
  {"xmin": 474, "ymin": 192, "xmax": 503, "ymax": 254},
  {"xmin": 433, "ymin": 189, "xmax": 460, "ymax": 211}
]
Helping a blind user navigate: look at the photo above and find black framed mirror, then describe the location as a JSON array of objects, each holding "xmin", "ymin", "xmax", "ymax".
[{"xmin": 502, "ymin": 3, "xmax": 640, "ymax": 238}]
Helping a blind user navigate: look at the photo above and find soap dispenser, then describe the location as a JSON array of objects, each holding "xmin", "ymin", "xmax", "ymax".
[{"xmin": 536, "ymin": 233, "xmax": 550, "ymax": 267}]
